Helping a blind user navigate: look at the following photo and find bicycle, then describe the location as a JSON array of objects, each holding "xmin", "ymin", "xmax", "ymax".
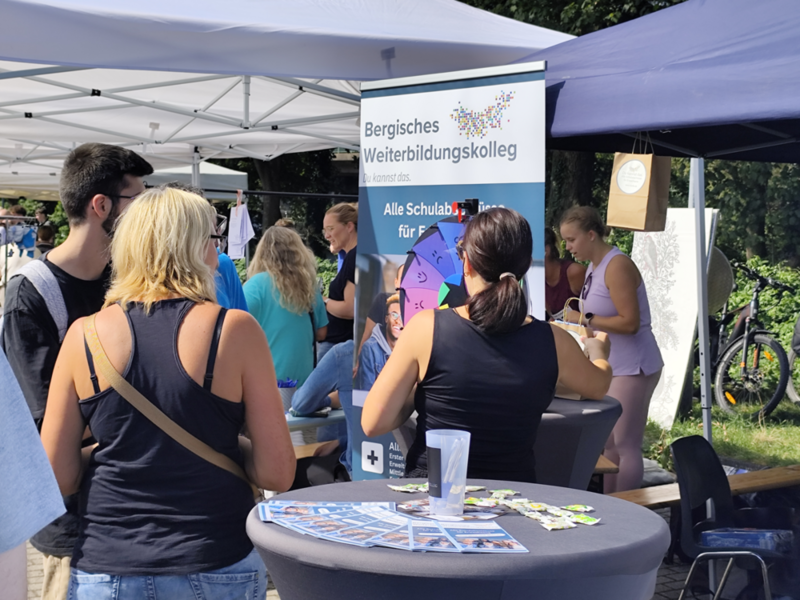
[
  {"xmin": 784, "ymin": 320, "xmax": 800, "ymax": 405},
  {"xmin": 711, "ymin": 263, "xmax": 793, "ymax": 419}
]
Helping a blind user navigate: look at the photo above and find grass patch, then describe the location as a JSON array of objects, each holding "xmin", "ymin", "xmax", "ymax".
[{"xmin": 644, "ymin": 400, "xmax": 800, "ymax": 472}]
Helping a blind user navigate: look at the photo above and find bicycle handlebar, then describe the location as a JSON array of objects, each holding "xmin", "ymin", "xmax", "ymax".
[{"xmin": 731, "ymin": 261, "xmax": 795, "ymax": 294}]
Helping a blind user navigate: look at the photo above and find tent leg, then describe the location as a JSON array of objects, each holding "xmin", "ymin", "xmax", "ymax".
[
  {"xmin": 243, "ymin": 75, "xmax": 251, "ymax": 129},
  {"xmin": 690, "ymin": 157, "xmax": 716, "ymax": 594},
  {"xmin": 689, "ymin": 157, "xmax": 712, "ymax": 445},
  {"xmin": 191, "ymin": 148, "xmax": 200, "ymax": 187}
]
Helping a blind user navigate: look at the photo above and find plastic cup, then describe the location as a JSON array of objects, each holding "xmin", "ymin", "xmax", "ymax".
[{"xmin": 426, "ymin": 429, "xmax": 471, "ymax": 516}]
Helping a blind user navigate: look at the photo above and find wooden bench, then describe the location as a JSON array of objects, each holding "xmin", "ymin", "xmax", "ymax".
[
  {"xmin": 286, "ymin": 408, "xmax": 346, "ymax": 432},
  {"xmin": 610, "ymin": 464, "xmax": 800, "ymax": 509},
  {"xmin": 611, "ymin": 464, "xmax": 800, "ymax": 562},
  {"xmin": 594, "ymin": 455, "xmax": 619, "ymax": 475},
  {"xmin": 294, "ymin": 440, "xmax": 340, "ymax": 460}
]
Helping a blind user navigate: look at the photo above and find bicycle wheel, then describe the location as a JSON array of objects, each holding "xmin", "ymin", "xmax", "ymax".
[
  {"xmin": 787, "ymin": 349, "xmax": 800, "ymax": 404},
  {"xmin": 714, "ymin": 333, "xmax": 789, "ymax": 419}
]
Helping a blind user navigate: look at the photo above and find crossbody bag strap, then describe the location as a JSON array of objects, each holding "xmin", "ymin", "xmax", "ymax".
[
  {"xmin": 83, "ymin": 313, "xmax": 259, "ymax": 497},
  {"xmin": 309, "ymin": 308, "xmax": 317, "ymax": 367}
]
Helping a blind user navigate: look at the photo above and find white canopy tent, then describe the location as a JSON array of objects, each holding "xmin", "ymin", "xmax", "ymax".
[
  {"xmin": 0, "ymin": 0, "xmax": 572, "ymax": 187},
  {"xmin": 0, "ymin": 161, "xmax": 249, "ymax": 201}
]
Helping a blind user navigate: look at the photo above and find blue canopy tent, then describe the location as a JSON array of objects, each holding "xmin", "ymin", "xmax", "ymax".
[{"xmin": 525, "ymin": 0, "xmax": 800, "ymax": 441}]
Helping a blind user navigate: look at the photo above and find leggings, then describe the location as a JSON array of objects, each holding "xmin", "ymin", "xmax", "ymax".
[{"xmin": 603, "ymin": 369, "xmax": 662, "ymax": 494}]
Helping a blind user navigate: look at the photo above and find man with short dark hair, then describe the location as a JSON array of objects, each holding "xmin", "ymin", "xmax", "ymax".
[
  {"xmin": 1, "ymin": 142, "xmax": 152, "ymax": 600},
  {"xmin": 35, "ymin": 206, "xmax": 52, "ymax": 227},
  {"xmin": 36, "ymin": 225, "xmax": 56, "ymax": 254}
]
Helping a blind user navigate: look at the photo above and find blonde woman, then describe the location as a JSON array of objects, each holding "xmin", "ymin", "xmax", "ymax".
[
  {"xmin": 244, "ymin": 226, "xmax": 328, "ymax": 387},
  {"xmin": 560, "ymin": 206, "xmax": 663, "ymax": 493},
  {"xmin": 41, "ymin": 188, "xmax": 295, "ymax": 599}
]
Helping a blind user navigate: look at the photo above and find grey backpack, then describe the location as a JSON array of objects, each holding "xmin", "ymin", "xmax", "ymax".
[{"xmin": 0, "ymin": 259, "xmax": 67, "ymax": 342}]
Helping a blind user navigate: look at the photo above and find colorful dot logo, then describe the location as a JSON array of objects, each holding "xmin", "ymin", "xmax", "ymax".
[{"xmin": 450, "ymin": 91, "xmax": 515, "ymax": 139}]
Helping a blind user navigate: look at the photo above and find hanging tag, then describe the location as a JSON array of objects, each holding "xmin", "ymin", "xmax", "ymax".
[{"xmin": 452, "ymin": 201, "xmax": 462, "ymax": 223}]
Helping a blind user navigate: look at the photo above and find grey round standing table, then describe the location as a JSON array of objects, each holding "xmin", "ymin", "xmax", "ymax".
[
  {"xmin": 535, "ymin": 396, "xmax": 622, "ymax": 489},
  {"xmin": 247, "ymin": 478, "xmax": 669, "ymax": 600}
]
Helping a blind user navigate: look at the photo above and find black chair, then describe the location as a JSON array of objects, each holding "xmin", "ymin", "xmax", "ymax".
[{"xmin": 671, "ymin": 435, "xmax": 797, "ymax": 600}]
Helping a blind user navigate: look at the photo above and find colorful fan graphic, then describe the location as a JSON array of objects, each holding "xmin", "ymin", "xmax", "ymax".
[{"xmin": 400, "ymin": 216, "xmax": 469, "ymax": 324}]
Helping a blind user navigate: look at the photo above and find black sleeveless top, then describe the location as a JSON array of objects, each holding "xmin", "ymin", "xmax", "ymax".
[
  {"xmin": 405, "ymin": 309, "xmax": 559, "ymax": 483},
  {"xmin": 74, "ymin": 299, "xmax": 254, "ymax": 575}
]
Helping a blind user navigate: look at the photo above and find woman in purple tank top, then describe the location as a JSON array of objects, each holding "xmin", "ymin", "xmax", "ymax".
[{"xmin": 560, "ymin": 207, "xmax": 663, "ymax": 494}]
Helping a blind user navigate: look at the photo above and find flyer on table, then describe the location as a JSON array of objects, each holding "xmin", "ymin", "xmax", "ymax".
[{"xmin": 441, "ymin": 521, "xmax": 528, "ymax": 553}]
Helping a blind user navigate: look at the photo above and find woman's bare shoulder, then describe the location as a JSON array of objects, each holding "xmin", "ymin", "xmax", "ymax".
[
  {"xmin": 220, "ymin": 307, "xmax": 267, "ymax": 346},
  {"xmin": 606, "ymin": 252, "xmax": 641, "ymax": 284},
  {"xmin": 397, "ymin": 309, "xmax": 436, "ymax": 347}
]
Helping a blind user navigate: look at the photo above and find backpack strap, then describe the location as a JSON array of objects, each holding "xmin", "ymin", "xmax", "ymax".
[
  {"xmin": 309, "ymin": 308, "xmax": 318, "ymax": 367},
  {"xmin": 203, "ymin": 308, "xmax": 228, "ymax": 391},
  {"xmin": 10, "ymin": 260, "xmax": 68, "ymax": 342}
]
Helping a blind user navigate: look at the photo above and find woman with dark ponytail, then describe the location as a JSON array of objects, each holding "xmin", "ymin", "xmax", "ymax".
[{"xmin": 362, "ymin": 208, "xmax": 613, "ymax": 483}]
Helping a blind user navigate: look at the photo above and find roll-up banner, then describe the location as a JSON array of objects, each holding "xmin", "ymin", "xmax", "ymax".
[{"xmin": 351, "ymin": 62, "xmax": 547, "ymax": 480}]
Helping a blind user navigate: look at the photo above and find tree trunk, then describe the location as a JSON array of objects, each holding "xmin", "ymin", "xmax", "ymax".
[
  {"xmin": 547, "ymin": 150, "xmax": 595, "ymax": 224},
  {"xmin": 305, "ymin": 200, "xmax": 329, "ymax": 257},
  {"xmin": 251, "ymin": 158, "xmax": 283, "ymax": 228},
  {"xmin": 745, "ymin": 222, "xmax": 767, "ymax": 259},
  {"xmin": 745, "ymin": 173, "xmax": 769, "ymax": 259}
]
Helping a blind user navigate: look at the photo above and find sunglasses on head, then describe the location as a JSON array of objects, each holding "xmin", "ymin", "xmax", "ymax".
[{"xmin": 581, "ymin": 272, "xmax": 593, "ymax": 300}]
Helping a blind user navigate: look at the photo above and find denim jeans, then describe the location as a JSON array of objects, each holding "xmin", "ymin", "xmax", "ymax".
[
  {"xmin": 316, "ymin": 340, "xmax": 335, "ymax": 363},
  {"xmin": 67, "ymin": 548, "xmax": 267, "ymax": 600},
  {"xmin": 294, "ymin": 340, "xmax": 354, "ymax": 473}
]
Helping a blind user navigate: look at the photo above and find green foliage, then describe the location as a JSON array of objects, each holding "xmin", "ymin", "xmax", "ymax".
[
  {"xmin": 725, "ymin": 256, "xmax": 800, "ymax": 353},
  {"xmin": 465, "ymin": 0, "xmax": 684, "ymax": 36},
  {"xmin": 464, "ymin": 0, "xmax": 800, "ymax": 266},
  {"xmin": 232, "ymin": 256, "xmax": 337, "ymax": 294},
  {"xmin": 3, "ymin": 198, "xmax": 70, "ymax": 245},
  {"xmin": 642, "ymin": 258, "xmax": 800, "ymax": 471},
  {"xmin": 316, "ymin": 257, "xmax": 338, "ymax": 297},
  {"xmin": 233, "ymin": 258, "xmax": 247, "ymax": 284},
  {"xmin": 211, "ymin": 150, "xmax": 357, "ymax": 259}
]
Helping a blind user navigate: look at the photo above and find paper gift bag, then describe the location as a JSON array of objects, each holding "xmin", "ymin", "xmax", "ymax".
[
  {"xmin": 550, "ymin": 298, "xmax": 591, "ymax": 339},
  {"xmin": 550, "ymin": 298, "xmax": 590, "ymax": 401},
  {"xmin": 607, "ymin": 153, "xmax": 671, "ymax": 232}
]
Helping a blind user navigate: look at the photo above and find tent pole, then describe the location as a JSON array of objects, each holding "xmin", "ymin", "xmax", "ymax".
[
  {"xmin": 243, "ymin": 76, "xmax": 251, "ymax": 129},
  {"xmin": 191, "ymin": 148, "xmax": 200, "ymax": 187},
  {"xmin": 690, "ymin": 157, "xmax": 713, "ymax": 444},
  {"xmin": 691, "ymin": 157, "xmax": 718, "ymax": 594}
]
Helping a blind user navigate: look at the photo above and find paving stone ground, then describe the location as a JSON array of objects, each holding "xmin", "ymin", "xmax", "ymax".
[
  {"xmin": 23, "ymin": 523, "xmax": 689, "ymax": 600},
  {"xmin": 23, "ymin": 507, "xmax": 759, "ymax": 600}
]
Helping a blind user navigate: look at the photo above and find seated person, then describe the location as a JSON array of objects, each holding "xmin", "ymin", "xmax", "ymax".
[
  {"xmin": 361, "ymin": 208, "xmax": 612, "ymax": 483},
  {"xmin": 357, "ymin": 294, "xmax": 402, "ymax": 389},
  {"xmin": 358, "ymin": 264, "xmax": 403, "ymax": 353},
  {"xmin": 291, "ymin": 340, "xmax": 353, "ymax": 474}
]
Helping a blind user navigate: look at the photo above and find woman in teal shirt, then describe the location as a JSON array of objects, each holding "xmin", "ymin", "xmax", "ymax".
[{"xmin": 244, "ymin": 227, "xmax": 327, "ymax": 386}]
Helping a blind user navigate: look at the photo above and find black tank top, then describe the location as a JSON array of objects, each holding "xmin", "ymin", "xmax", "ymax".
[
  {"xmin": 405, "ymin": 309, "xmax": 558, "ymax": 483},
  {"xmin": 74, "ymin": 299, "xmax": 254, "ymax": 575}
]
